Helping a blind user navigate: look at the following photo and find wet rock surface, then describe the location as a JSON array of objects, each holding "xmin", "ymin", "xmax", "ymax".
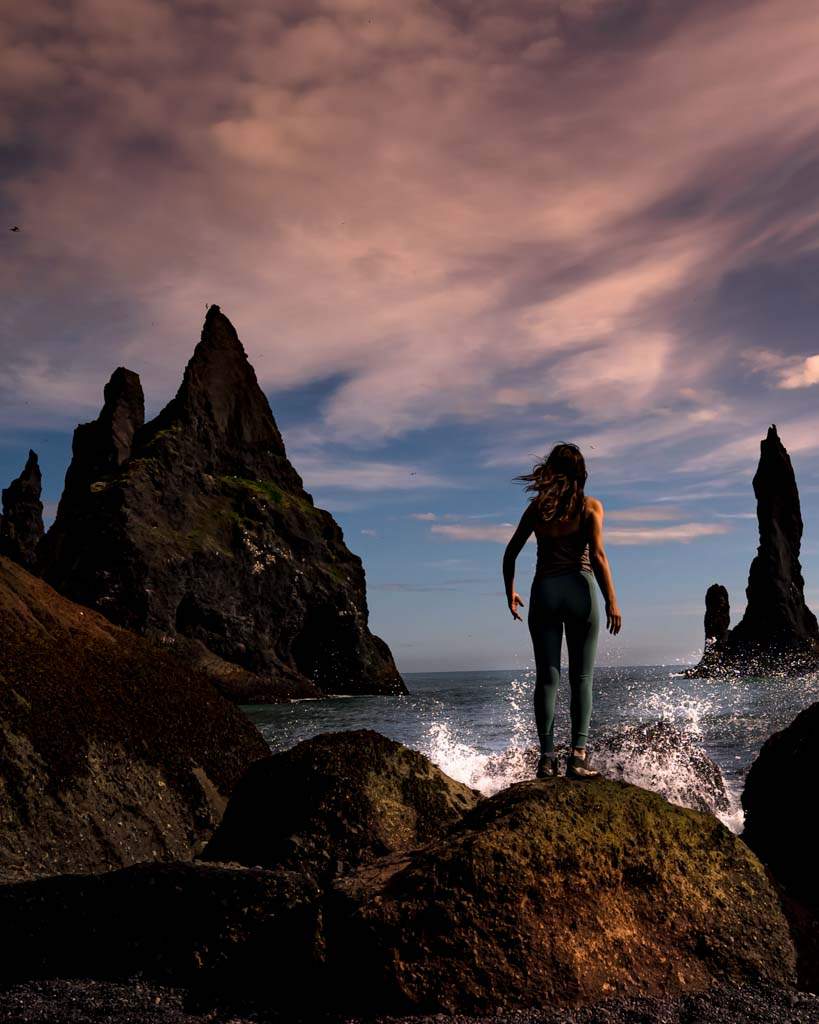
[
  {"xmin": 479, "ymin": 721, "xmax": 730, "ymax": 817},
  {"xmin": 742, "ymin": 700, "xmax": 819, "ymax": 991},
  {"xmin": 0, "ymin": 555, "xmax": 269, "ymax": 881},
  {"xmin": 201, "ymin": 729, "xmax": 480, "ymax": 883},
  {"xmin": 0, "ymin": 450, "xmax": 44, "ymax": 570},
  {"xmin": 689, "ymin": 425, "xmax": 819, "ymax": 676},
  {"xmin": 327, "ymin": 777, "xmax": 795, "ymax": 1016},
  {"xmin": 38, "ymin": 305, "xmax": 405, "ymax": 702}
]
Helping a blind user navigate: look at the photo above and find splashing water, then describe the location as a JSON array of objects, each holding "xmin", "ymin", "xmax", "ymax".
[{"xmin": 246, "ymin": 664, "xmax": 819, "ymax": 835}]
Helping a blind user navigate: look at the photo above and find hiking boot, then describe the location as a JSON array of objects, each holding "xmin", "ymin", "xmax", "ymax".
[
  {"xmin": 536, "ymin": 753, "xmax": 559, "ymax": 779},
  {"xmin": 566, "ymin": 749, "xmax": 600, "ymax": 780}
]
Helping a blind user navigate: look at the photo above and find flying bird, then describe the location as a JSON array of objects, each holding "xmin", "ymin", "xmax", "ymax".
[{"xmin": 9, "ymin": 226, "xmax": 20, "ymax": 232}]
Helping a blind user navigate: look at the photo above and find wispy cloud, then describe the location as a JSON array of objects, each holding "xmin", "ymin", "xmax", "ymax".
[
  {"xmin": 7, "ymin": 0, "xmax": 819, "ymax": 456},
  {"xmin": 605, "ymin": 505, "xmax": 684, "ymax": 523},
  {"xmin": 410, "ymin": 512, "xmax": 438, "ymax": 520},
  {"xmin": 431, "ymin": 523, "xmax": 518, "ymax": 543},
  {"xmin": 294, "ymin": 455, "xmax": 450, "ymax": 492},
  {"xmin": 431, "ymin": 520, "xmax": 730, "ymax": 546},
  {"xmin": 604, "ymin": 523, "xmax": 731, "ymax": 545}
]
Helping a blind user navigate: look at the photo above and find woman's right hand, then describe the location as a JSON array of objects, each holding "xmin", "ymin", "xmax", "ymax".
[{"xmin": 605, "ymin": 602, "xmax": 622, "ymax": 635}]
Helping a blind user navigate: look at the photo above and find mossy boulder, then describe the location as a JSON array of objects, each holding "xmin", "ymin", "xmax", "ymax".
[
  {"xmin": 200, "ymin": 729, "xmax": 480, "ymax": 883},
  {"xmin": 327, "ymin": 778, "xmax": 796, "ymax": 1015}
]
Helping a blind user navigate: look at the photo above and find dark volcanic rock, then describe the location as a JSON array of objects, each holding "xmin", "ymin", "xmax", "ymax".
[
  {"xmin": 39, "ymin": 305, "xmax": 405, "ymax": 702},
  {"xmin": 742, "ymin": 701, "xmax": 819, "ymax": 990},
  {"xmin": 704, "ymin": 583, "xmax": 730, "ymax": 644},
  {"xmin": 327, "ymin": 779, "xmax": 796, "ymax": 1016},
  {"xmin": 201, "ymin": 729, "xmax": 480, "ymax": 882},
  {"xmin": 0, "ymin": 451, "xmax": 44, "ymax": 570},
  {"xmin": 0, "ymin": 555, "xmax": 269, "ymax": 882},
  {"xmin": 0, "ymin": 861, "xmax": 322, "ymax": 1007},
  {"xmin": 688, "ymin": 426, "xmax": 819, "ymax": 676},
  {"xmin": 0, "ymin": 980, "xmax": 817, "ymax": 1024}
]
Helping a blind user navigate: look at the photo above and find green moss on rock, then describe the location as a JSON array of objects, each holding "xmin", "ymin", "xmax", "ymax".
[{"xmin": 328, "ymin": 777, "xmax": 797, "ymax": 1015}]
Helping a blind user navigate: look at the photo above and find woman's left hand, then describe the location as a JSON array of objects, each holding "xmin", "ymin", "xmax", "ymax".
[{"xmin": 508, "ymin": 592, "xmax": 525, "ymax": 621}]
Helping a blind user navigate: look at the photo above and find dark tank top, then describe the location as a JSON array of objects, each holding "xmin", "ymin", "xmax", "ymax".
[{"xmin": 534, "ymin": 499, "xmax": 593, "ymax": 578}]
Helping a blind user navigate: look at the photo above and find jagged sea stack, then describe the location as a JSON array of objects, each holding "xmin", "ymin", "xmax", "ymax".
[
  {"xmin": 39, "ymin": 306, "xmax": 406, "ymax": 702},
  {"xmin": 0, "ymin": 450, "xmax": 44, "ymax": 570},
  {"xmin": 688, "ymin": 425, "xmax": 819, "ymax": 676}
]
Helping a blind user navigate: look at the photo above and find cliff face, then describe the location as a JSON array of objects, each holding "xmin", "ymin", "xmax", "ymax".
[
  {"xmin": 0, "ymin": 555, "xmax": 269, "ymax": 882},
  {"xmin": 0, "ymin": 450, "xmax": 44, "ymax": 570},
  {"xmin": 689, "ymin": 425, "xmax": 819, "ymax": 676},
  {"xmin": 39, "ymin": 306, "xmax": 405, "ymax": 702}
]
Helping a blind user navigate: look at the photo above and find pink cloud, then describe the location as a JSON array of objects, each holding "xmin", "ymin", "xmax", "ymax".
[{"xmin": 4, "ymin": 0, "xmax": 819, "ymax": 473}]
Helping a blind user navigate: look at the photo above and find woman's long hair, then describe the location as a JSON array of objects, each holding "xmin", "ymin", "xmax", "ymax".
[{"xmin": 515, "ymin": 443, "xmax": 587, "ymax": 522}]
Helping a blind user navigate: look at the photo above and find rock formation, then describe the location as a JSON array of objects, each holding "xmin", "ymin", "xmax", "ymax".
[
  {"xmin": 326, "ymin": 777, "xmax": 794, "ymax": 1015},
  {"xmin": 742, "ymin": 702, "xmax": 819, "ymax": 991},
  {"xmin": 38, "ymin": 305, "xmax": 405, "ymax": 702},
  {"xmin": 688, "ymin": 425, "xmax": 819, "ymax": 676},
  {"xmin": 200, "ymin": 729, "xmax": 480, "ymax": 882},
  {"xmin": 0, "ymin": 450, "xmax": 44, "ymax": 570},
  {"xmin": 0, "ymin": 554, "xmax": 269, "ymax": 882},
  {"xmin": 0, "ymin": 732, "xmax": 798, "ymax": 1018},
  {"xmin": 704, "ymin": 583, "xmax": 730, "ymax": 644}
]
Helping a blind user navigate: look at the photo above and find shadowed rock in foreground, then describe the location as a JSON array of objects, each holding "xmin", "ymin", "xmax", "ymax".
[
  {"xmin": 0, "ymin": 450, "xmax": 44, "ymax": 570},
  {"xmin": 688, "ymin": 425, "xmax": 819, "ymax": 676},
  {"xmin": 200, "ymin": 729, "xmax": 480, "ymax": 882},
  {"xmin": 0, "ymin": 731, "xmax": 797, "ymax": 1018},
  {"xmin": 327, "ymin": 778, "xmax": 795, "ymax": 1015},
  {"xmin": 0, "ymin": 555, "xmax": 269, "ymax": 882},
  {"xmin": 38, "ymin": 305, "xmax": 405, "ymax": 702},
  {"xmin": 742, "ymin": 701, "xmax": 819, "ymax": 991}
]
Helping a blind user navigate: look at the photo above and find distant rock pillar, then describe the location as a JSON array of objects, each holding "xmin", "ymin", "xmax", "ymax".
[
  {"xmin": 704, "ymin": 584, "xmax": 730, "ymax": 646},
  {"xmin": 0, "ymin": 450, "xmax": 44, "ymax": 570}
]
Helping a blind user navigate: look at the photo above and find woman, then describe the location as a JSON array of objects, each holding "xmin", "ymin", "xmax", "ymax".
[{"xmin": 502, "ymin": 443, "xmax": 621, "ymax": 780}]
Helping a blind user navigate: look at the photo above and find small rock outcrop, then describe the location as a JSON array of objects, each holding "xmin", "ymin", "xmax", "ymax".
[
  {"xmin": 201, "ymin": 729, "xmax": 480, "ymax": 882},
  {"xmin": 688, "ymin": 426, "xmax": 819, "ymax": 676},
  {"xmin": 327, "ymin": 779, "xmax": 796, "ymax": 1015},
  {"xmin": 38, "ymin": 306, "xmax": 406, "ymax": 702},
  {"xmin": 704, "ymin": 583, "xmax": 730, "ymax": 644},
  {"xmin": 742, "ymin": 702, "xmax": 819, "ymax": 990},
  {"xmin": 0, "ymin": 450, "xmax": 44, "ymax": 570},
  {"xmin": 0, "ymin": 555, "xmax": 269, "ymax": 882}
]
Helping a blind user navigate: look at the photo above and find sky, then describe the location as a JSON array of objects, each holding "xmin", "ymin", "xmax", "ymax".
[{"xmin": 4, "ymin": 0, "xmax": 819, "ymax": 671}]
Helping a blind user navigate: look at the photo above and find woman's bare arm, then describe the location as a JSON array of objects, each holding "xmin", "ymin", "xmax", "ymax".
[
  {"xmin": 586, "ymin": 498, "xmax": 622, "ymax": 635},
  {"xmin": 502, "ymin": 503, "xmax": 535, "ymax": 621}
]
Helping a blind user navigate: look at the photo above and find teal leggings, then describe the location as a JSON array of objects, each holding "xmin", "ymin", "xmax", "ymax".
[{"xmin": 528, "ymin": 570, "xmax": 600, "ymax": 753}]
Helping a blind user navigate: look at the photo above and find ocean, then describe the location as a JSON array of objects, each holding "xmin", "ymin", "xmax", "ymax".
[{"xmin": 244, "ymin": 665, "xmax": 819, "ymax": 834}]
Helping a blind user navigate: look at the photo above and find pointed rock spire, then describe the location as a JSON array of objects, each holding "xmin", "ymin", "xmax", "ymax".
[
  {"xmin": 688, "ymin": 424, "xmax": 819, "ymax": 676},
  {"xmin": 0, "ymin": 450, "xmax": 44, "ymax": 570},
  {"xmin": 66, "ymin": 367, "xmax": 145, "ymax": 495},
  {"xmin": 37, "ymin": 306, "xmax": 404, "ymax": 701},
  {"xmin": 730, "ymin": 423, "xmax": 819, "ymax": 651},
  {"xmin": 146, "ymin": 305, "xmax": 286, "ymax": 457}
]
